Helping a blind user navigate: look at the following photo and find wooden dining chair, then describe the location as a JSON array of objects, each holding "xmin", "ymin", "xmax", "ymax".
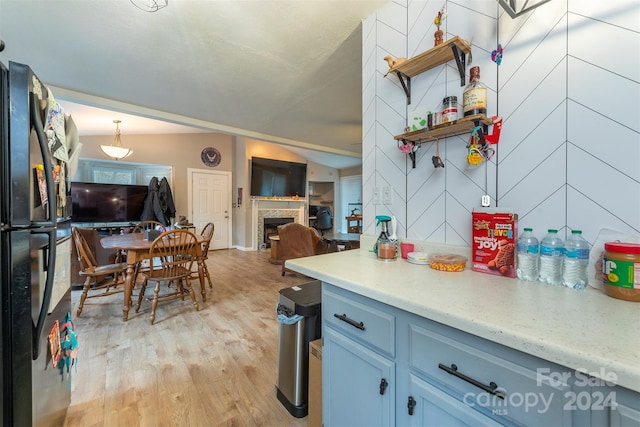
[
  {"xmin": 72, "ymin": 227, "xmax": 127, "ymax": 316},
  {"xmin": 135, "ymin": 229, "xmax": 200, "ymax": 324},
  {"xmin": 129, "ymin": 220, "xmax": 168, "ymax": 275},
  {"xmin": 199, "ymin": 222, "xmax": 215, "ymax": 289}
]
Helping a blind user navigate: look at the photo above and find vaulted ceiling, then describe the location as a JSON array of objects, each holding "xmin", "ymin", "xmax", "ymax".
[{"xmin": 0, "ymin": 0, "xmax": 388, "ymax": 168}]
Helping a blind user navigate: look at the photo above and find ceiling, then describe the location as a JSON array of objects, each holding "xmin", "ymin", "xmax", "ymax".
[{"xmin": 0, "ymin": 0, "xmax": 388, "ymax": 169}]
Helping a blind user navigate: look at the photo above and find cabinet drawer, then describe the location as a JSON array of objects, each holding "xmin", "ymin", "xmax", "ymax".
[
  {"xmin": 408, "ymin": 321, "xmax": 578, "ymax": 426},
  {"xmin": 323, "ymin": 287, "xmax": 395, "ymax": 357}
]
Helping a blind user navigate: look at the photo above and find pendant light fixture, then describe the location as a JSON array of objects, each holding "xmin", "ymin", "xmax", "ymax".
[
  {"xmin": 130, "ymin": 0, "xmax": 168, "ymax": 12},
  {"xmin": 100, "ymin": 120, "xmax": 133, "ymax": 161}
]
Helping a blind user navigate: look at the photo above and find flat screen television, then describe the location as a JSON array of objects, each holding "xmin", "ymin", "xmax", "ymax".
[
  {"xmin": 250, "ymin": 157, "xmax": 307, "ymax": 197},
  {"xmin": 70, "ymin": 182, "xmax": 148, "ymax": 223}
]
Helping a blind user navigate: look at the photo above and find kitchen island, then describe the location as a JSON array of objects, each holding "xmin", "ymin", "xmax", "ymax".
[{"xmin": 285, "ymin": 240, "xmax": 640, "ymax": 426}]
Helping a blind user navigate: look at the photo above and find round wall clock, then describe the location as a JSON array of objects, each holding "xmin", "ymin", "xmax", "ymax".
[{"xmin": 201, "ymin": 147, "xmax": 221, "ymax": 167}]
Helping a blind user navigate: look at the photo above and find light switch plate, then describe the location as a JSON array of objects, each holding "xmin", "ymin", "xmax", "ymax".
[
  {"xmin": 373, "ymin": 187, "xmax": 381, "ymax": 205},
  {"xmin": 382, "ymin": 186, "xmax": 392, "ymax": 204}
]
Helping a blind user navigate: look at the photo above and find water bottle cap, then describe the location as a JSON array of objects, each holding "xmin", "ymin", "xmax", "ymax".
[
  {"xmin": 571, "ymin": 230, "xmax": 582, "ymax": 234},
  {"xmin": 548, "ymin": 229, "xmax": 557, "ymax": 233},
  {"xmin": 524, "ymin": 227, "xmax": 532, "ymax": 232}
]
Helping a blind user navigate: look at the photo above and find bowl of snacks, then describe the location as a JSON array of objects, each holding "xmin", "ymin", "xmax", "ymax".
[{"xmin": 429, "ymin": 254, "xmax": 467, "ymax": 272}]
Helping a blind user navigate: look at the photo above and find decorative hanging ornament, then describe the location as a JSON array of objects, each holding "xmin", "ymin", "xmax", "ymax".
[
  {"xmin": 399, "ymin": 142, "xmax": 413, "ymax": 154},
  {"xmin": 491, "ymin": 44, "xmax": 504, "ymax": 65},
  {"xmin": 433, "ymin": 6, "xmax": 446, "ymax": 46},
  {"xmin": 432, "ymin": 139, "xmax": 444, "ymax": 168}
]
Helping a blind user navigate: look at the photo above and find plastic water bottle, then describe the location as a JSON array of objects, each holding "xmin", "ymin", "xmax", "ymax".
[
  {"xmin": 562, "ymin": 230, "xmax": 590, "ymax": 289},
  {"xmin": 538, "ymin": 229, "xmax": 564, "ymax": 285},
  {"xmin": 516, "ymin": 228, "xmax": 539, "ymax": 281}
]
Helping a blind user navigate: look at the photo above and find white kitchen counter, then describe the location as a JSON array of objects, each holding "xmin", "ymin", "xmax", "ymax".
[{"xmin": 285, "ymin": 245, "xmax": 640, "ymax": 392}]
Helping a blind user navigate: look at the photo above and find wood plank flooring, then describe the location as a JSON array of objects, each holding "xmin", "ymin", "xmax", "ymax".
[{"xmin": 65, "ymin": 249, "xmax": 313, "ymax": 427}]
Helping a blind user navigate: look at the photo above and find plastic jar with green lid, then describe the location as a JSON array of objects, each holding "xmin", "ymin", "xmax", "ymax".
[{"xmin": 603, "ymin": 242, "xmax": 640, "ymax": 302}]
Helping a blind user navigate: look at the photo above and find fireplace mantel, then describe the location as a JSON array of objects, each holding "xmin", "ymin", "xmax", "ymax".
[{"xmin": 251, "ymin": 199, "xmax": 306, "ymax": 250}]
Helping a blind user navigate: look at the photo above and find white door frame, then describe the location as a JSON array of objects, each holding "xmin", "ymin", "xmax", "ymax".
[{"xmin": 187, "ymin": 168, "xmax": 232, "ymax": 249}]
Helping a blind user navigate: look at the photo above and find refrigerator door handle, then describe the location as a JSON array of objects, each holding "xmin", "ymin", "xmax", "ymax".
[
  {"xmin": 29, "ymin": 92, "xmax": 57, "ymax": 228},
  {"xmin": 29, "ymin": 93, "xmax": 58, "ymax": 360},
  {"xmin": 32, "ymin": 227, "xmax": 57, "ymax": 360}
]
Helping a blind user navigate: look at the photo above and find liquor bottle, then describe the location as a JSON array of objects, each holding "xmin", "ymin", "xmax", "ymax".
[{"xmin": 463, "ymin": 66, "xmax": 487, "ymax": 117}]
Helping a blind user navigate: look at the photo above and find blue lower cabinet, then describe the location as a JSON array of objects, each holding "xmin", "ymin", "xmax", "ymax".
[
  {"xmin": 406, "ymin": 374, "xmax": 501, "ymax": 427},
  {"xmin": 323, "ymin": 326, "xmax": 395, "ymax": 427},
  {"xmin": 321, "ymin": 283, "xmax": 639, "ymax": 426}
]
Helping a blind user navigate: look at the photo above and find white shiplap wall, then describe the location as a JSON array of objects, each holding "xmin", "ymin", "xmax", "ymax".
[{"xmin": 363, "ymin": 0, "xmax": 640, "ymax": 246}]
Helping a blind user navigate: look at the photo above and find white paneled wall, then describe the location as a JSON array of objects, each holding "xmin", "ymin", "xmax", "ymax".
[{"xmin": 363, "ymin": 0, "xmax": 640, "ymax": 247}]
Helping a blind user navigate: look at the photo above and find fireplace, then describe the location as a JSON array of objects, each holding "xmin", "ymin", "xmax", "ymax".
[
  {"xmin": 263, "ymin": 217, "xmax": 294, "ymax": 248},
  {"xmin": 252, "ymin": 200, "xmax": 304, "ymax": 250}
]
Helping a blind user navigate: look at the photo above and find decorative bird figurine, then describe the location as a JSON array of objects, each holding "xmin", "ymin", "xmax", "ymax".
[{"xmin": 383, "ymin": 55, "xmax": 407, "ymax": 77}]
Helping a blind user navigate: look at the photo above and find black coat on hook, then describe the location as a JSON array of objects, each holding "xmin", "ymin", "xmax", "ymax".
[{"xmin": 141, "ymin": 176, "xmax": 176, "ymax": 226}]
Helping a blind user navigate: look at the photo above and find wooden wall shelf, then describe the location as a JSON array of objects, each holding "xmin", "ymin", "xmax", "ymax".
[
  {"xmin": 386, "ymin": 36, "xmax": 471, "ymax": 104},
  {"xmin": 394, "ymin": 114, "xmax": 492, "ymax": 143},
  {"xmin": 395, "ymin": 114, "xmax": 493, "ymax": 168},
  {"xmin": 387, "ymin": 36, "xmax": 471, "ymax": 77}
]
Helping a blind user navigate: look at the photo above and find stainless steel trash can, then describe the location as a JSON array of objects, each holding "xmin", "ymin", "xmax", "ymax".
[{"xmin": 276, "ymin": 280, "xmax": 321, "ymax": 418}]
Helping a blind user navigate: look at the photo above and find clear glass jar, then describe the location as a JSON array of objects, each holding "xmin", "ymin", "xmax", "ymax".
[{"xmin": 442, "ymin": 96, "xmax": 458, "ymax": 123}]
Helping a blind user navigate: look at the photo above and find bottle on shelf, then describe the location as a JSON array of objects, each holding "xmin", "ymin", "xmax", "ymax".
[
  {"xmin": 463, "ymin": 66, "xmax": 487, "ymax": 117},
  {"xmin": 538, "ymin": 229, "xmax": 564, "ymax": 285},
  {"xmin": 562, "ymin": 230, "xmax": 590, "ymax": 289},
  {"xmin": 516, "ymin": 228, "xmax": 539, "ymax": 281}
]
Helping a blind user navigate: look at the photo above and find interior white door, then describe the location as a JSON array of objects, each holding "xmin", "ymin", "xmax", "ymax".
[
  {"xmin": 339, "ymin": 175, "xmax": 362, "ymax": 233},
  {"xmin": 190, "ymin": 170, "xmax": 231, "ymax": 250}
]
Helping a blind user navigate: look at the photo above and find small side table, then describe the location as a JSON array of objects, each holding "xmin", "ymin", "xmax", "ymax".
[
  {"xmin": 345, "ymin": 215, "xmax": 363, "ymax": 234},
  {"xmin": 269, "ymin": 235, "xmax": 283, "ymax": 264}
]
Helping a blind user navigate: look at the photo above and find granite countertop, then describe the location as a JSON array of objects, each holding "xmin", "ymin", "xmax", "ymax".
[{"xmin": 285, "ymin": 243, "xmax": 640, "ymax": 392}]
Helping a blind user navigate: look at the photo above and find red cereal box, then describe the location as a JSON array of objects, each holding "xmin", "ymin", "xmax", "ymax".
[{"xmin": 472, "ymin": 210, "xmax": 518, "ymax": 278}]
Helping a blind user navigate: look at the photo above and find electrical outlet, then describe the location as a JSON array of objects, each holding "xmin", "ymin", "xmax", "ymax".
[
  {"xmin": 382, "ymin": 186, "xmax": 392, "ymax": 204},
  {"xmin": 373, "ymin": 187, "xmax": 381, "ymax": 205}
]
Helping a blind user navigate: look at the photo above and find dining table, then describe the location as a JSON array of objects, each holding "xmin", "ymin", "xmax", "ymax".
[{"xmin": 101, "ymin": 232, "xmax": 207, "ymax": 321}]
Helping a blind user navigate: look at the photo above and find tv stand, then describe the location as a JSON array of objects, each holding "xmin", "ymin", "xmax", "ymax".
[{"xmin": 72, "ymin": 222, "xmax": 138, "ymax": 232}]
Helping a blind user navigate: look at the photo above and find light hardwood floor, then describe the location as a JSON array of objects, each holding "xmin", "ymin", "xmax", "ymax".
[{"xmin": 65, "ymin": 249, "xmax": 313, "ymax": 427}]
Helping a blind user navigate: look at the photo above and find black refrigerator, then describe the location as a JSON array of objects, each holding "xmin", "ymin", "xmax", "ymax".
[{"xmin": 1, "ymin": 61, "xmax": 73, "ymax": 426}]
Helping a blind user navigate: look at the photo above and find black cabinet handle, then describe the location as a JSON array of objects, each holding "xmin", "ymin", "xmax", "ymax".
[
  {"xmin": 379, "ymin": 378, "xmax": 388, "ymax": 395},
  {"xmin": 407, "ymin": 396, "xmax": 416, "ymax": 415},
  {"xmin": 438, "ymin": 363, "xmax": 505, "ymax": 399},
  {"xmin": 334, "ymin": 313, "xmax": 365, "ymax": 330}
]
